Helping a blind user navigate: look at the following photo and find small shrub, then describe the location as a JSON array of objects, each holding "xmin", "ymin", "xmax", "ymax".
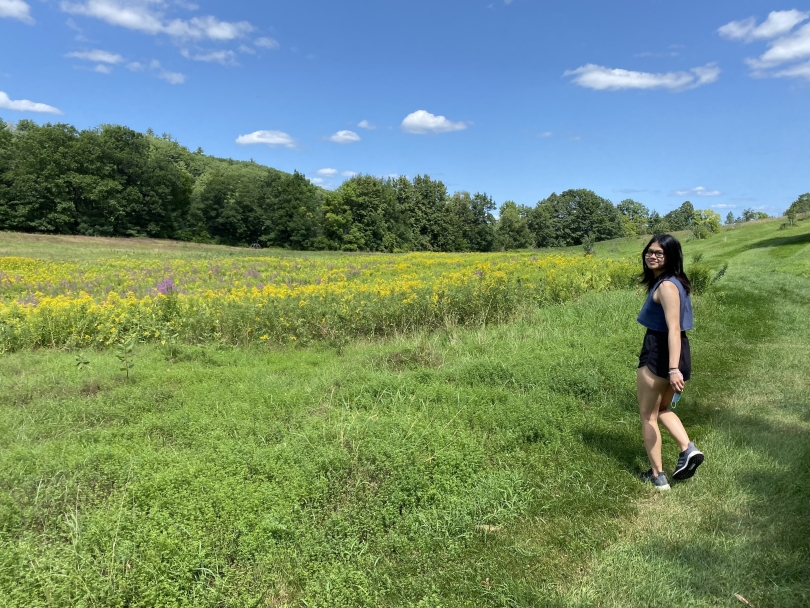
[
  {"xmin": 582, "ymin": 236, "xmax": 595, "ymax": 256},
  {"xmin": 688, "ymin": 262, "xmax": 712, "ymax": 295},
  {"xmin": 712, "ymin": 262, "xmax": 729, "ymax": 285}
]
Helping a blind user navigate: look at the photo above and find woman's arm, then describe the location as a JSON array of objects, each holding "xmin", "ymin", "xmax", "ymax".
[{"xmin": 656, "ymin": 281, "xmax": 685, "ymax": 393}]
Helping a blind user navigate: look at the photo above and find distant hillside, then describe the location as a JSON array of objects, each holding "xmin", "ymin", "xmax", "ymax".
[{"xmin": 0, "ymin": 119, "xmax": 788, "ymax": 252}]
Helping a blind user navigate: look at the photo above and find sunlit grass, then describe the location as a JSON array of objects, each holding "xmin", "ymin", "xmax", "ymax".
[{"xmin": 0, "ymin": 218, "xmax": 808, "ymax": 606}]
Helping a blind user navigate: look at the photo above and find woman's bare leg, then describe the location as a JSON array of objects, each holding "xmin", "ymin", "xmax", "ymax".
[
  {"xmin": 657, "ymin": 384, "xmax": 690, "ymax": 452},
  {"xmin": 637, "ymin": 365, "xmax": 669, "ymax": 475}
]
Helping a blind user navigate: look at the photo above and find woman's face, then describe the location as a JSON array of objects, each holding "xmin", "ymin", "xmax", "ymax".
[{"xmin": 644, "ymin": 243, "xmax": 666, "ymax": 271}]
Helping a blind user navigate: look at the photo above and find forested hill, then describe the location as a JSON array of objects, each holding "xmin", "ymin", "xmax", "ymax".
[{"xmin": 0, "ymin": 119, "xmax": 780, "ymax": 252}]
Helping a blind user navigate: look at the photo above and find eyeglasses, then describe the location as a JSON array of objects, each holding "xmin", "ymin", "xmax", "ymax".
[{"xmin": 644, "ymin": 251, "xmax": 665, "ymax": 259}]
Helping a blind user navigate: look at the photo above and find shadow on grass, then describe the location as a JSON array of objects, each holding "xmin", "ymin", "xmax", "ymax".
[
  {"xmin": 747, "ymin": 231, "xmax": 810, "ymax": 250},
  {"xmin": 632, "ymin": 409, "xmax": 810, "ymax": 606}
]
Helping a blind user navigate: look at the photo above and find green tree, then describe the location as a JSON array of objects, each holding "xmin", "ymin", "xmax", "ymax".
[
  {"xmin": 786, "ymin": 193, "xmax": 810, "ymax": 220},
  {"xmin": 261, "ymin": 171, "xmax": 323, "ymax": 249},
  {"xmin": 616, "ymin": 198, "xmax": 650, "ymax": 236},
  {"xmin": 0, "ymin": 121, "xmax": 79, "ymax": 233},
  {"xmin": 663, "ymin": 201, "xmax": 695, "ymax": 232},
  {"xmin": 443, "ymin": 191, "xmax": 496, "ymax": 252},
  {"xmin": 741, "ymin": 208, "xmax": 769, "ymax": 222},
  {"xmin": 494, "ymin": 200, "xmax": 533, "ymax": 250},
  {"xmin": 531, "ymin": 189, "xmax": 623, "ymax": 247},
  {"xmin": 408, "ymin": 175, "xmax": 450, "ymax": 251},
  {"xmin": 648, "ymin": 211, "xmax": 669, "ymax": 235},
  {"xmin": 691, "ymin": 209, "xmax": 722, "ymax": 239},
  {"xmin": 725, "ymin": 211, "xmax": 735, "ymax": 226}
]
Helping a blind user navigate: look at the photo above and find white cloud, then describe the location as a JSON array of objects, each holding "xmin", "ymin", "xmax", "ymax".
[
  {"xmin": 711, "ymin": 204, "xmax": 737, "ymax": 209},
  {"xmin": 342, "ymin": 171, "xmax": 357, "ymax": 177},
  {"xmin": 236, "ymin": 130, "xmax": 296, "ymax": 148},
  {"xmin": 157, "ymin": 69, "xmax": 185, "ymax": 84},
  {"xmin": 147, "ymin": 60, "xmax": 186, "ymax": 84},
  {"xmin": 126, "ymin": 61, "xmax": 145, "ymax": 71},
  {"xmin": 773, "ymin": 59, "xmax": 810, "ymax": 80},
  {"xmin": 565, "ymin": 63, "xmax": 720, "ymax": 91},
  {"xmin": 0, "ymin": 91, "xmax": 62, "ymax": 114},
  {"xmin": 309, "ymin": 177, "xmax": 324, "ymax": 185},
  {"xmin": 718, "ymin": 10, "xmax": 808, "ymax": 42},
  {"xmin": 0, "ymin": 0, "xmax": 34, "ymax": 24},
  {"xmin": 401, "ymin": 110, "xmax": 467, "ymax": 134},
  {"xmin": 60, "ymin": 0, "xmax": 253, "ymax": 41},
  {"xmin": 182, "ymin": 49, "xmax": 237, "ymax": 65},
  {"xmin": 671, "ymin": 186, "xmax": 722, "ymax": 197},
  {"xmin": 746, "ymin": 22, "xmax": 810, "ymax": 69},
  {"xmin": 238, "ymin": 44, "xmax": 255, "ymax": 54},
  {"xmin": 254, "ymin": 36, "xmax": 279, "ymax": 49},
  {"xmin": 329, "ymin": 130, "xmax": 360, "ymax": 143},
  {"xmin": 92, "ymin": 64, "xmax": 113, "ymax": 74},
  {"xmin": 316, "ymin": 168, "xmax": 338, "ymax": 177},
  {"xmin": 66, "ymin": 49, "xmax": 123, "ymax": 63},
  {"xmin": 357, "ymin": 119, "xmax": 375, "ymax": 130}
]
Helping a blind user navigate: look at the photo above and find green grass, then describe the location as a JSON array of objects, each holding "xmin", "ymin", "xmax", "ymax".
[{"xmin": 1, "ymin": 219, "xmax": 808, "ymax": 607}]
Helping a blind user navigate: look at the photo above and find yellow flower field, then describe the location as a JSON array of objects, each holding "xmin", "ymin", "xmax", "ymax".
[{"xmin": 0, "ymin": 252, "xmax": 637, "ymax": 351}]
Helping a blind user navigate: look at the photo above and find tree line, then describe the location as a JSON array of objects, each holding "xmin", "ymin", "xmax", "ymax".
[{"xmin": 0, "ymin": 119, "xmax": 777, "ymax": 252}]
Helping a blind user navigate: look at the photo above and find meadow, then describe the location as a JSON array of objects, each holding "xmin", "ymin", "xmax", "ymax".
[
  {"xmin": 0, "ymin": 243, "xmax": 636, "ymax": 351},
  {"xmin": 0, "ymin": 220, "xmax": 808, "ymax": 607}
]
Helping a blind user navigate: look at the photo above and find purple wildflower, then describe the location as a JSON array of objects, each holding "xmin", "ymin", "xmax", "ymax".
[{"xmin": 156, "ymin": 278, "xmax": 176, "ymax": 295}]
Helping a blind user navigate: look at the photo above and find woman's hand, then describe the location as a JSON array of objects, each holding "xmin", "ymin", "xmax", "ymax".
[{"xmin": 669, "ymin": 369, "xmax": 685, "ymax": 393}]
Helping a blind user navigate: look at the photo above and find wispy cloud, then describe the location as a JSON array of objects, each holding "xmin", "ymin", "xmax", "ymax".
[
  {"xmin": 671, "ymin": 186, "xmax": 722, "ymax": 197},
  {"xmin": 309, "ymin": 177, "xmax": 324, "ymax": 185},
  {"xmin": 316, "ymin": 168, "xmax": 338, "ymax": 177},
  {"xmin": 60, "ymin": 0, "xmax": 253, "ymax": 41},
  {"xmin": 720, "ymin": 11, "xmax": 810, "ymax": 80},
  {"xmin": 711, "ymin": 204, "xmax": 737, "ymax": 209},
  {"xmin": 401, "ymin": 110, "xmax": 467, "ymax": 134},
  {"xmin": 328, "ymin": 130, "xmax": 360, "ymax": 144},
  {"xmin": 718, "ymin": 10, "xmax": 808, "ymax": 42},
  {"xmin": 357, "ymin": 120, "xmax": 375, "ymax": 130},
  {"xmin": 538, "ymin": 131, "xmax": 552, "ymax": 137},
  {"xmin": 565, "ymin": 63, "xmax": 720, "ymax": 91},
  {"xmin": 0, "ymin": 90, "xmax": 62, "ymax": 114},
  {"xmin": 773, "ymin": 59, "xmax": 810, "ymax": 80},
  {"xmin": 149, "ymin": 60, "xmax": 186, "ymax": 84},
  {"xmin": 746, "ymin": 23, "xmax": 810, "ymax": 70},
  {"xmin": 236, "ymin": 130, "xmax": 296, "ymax": 148},
  {"xmin": 66, "ymin": 49, "xmax": 124, "ymax": 63},
  {"xmin": 181, "ymin": 49, "xmax": 237, "ymax": 65},
  {"xmin": 0, "ymin": 0, "xmax": 34, "ymax": 24},
  {"xmin": 157, "ymin": 69, "xmax": 185, "ymax": 84},
  {"xmin": 254, "ymin": 36, "xmax": 279, "ymax": 49},
  {"xmin": 342, "ymin": 171, "xmax": 357, "ymax": 178}
]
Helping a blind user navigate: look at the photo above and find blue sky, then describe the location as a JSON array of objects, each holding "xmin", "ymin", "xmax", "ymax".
[{"xmin": 1, "ymin": 0, "xmax": 809, "ymax": 216}]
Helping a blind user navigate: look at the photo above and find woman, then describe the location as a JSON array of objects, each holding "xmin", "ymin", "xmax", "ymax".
[{"xmin": 636, "ymin": 234, "xmax": 704, "ymax": 491}]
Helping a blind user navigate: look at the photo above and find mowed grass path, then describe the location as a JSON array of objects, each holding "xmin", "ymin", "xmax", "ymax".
[{"xmin": 1, "ymin": 221, "xmax": 808, "ymax": 606}]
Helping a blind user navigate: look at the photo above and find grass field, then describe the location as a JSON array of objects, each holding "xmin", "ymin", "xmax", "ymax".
[{"xmin": 1, "ymin": 220, "xmax": 808, "ymax": 607}]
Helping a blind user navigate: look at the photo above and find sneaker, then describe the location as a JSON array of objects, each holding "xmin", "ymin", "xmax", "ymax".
[
  {"xmin": 673, "ymin": 443, "xmax": 704, "ymax": 481},
  {"xmin": 640, "ymin": 469, "xmax": 671, "ymax": 491}
]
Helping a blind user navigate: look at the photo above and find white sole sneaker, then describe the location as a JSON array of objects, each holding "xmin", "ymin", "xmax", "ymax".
[{"xmin": 673, "ymin": 450, "xmax": 704, "ymax": 481}]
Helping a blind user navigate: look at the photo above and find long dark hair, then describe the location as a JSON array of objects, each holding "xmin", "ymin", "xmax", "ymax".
[{"xmin": 640, "ymin": 234, "xmax": 692, "ymax": 294}]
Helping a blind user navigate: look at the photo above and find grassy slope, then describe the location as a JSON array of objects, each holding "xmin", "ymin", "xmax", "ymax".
[{"xmin": 0, "ymin": 220, "xmax": 808, "ymax": 607}]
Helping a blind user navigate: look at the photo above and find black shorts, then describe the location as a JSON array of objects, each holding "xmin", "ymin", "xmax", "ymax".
[{"xmin": 638, "ymin": 329, "xmax": 691, "ymax": 381}]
